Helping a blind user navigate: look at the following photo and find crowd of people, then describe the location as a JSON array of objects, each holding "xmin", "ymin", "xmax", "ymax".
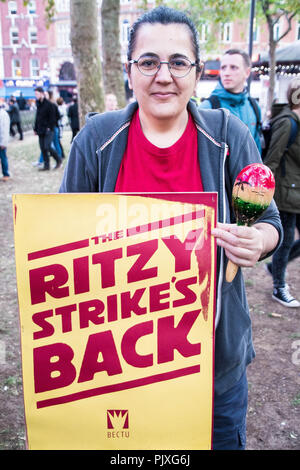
[
  {"xmin": 0, "ymin": 5, "xmax": 299, "ymax": 451},
  {"xmin": 0, "ymin": 89, "xmax": 119, "ymax": 176}
]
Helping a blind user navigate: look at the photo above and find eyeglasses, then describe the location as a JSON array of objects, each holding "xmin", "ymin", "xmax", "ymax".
[{"xmin": 129, "ymin": 55, "xmax": 197, "ymax": 78}]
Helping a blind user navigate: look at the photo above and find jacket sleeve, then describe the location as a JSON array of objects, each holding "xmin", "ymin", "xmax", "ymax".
[
  {"xmin": 264, "ymin": 118, "xmax": 291, "ymax": 174},
  {"xmin": 59, "ymin": 121, "xmax": 99, "ymax": 193}
]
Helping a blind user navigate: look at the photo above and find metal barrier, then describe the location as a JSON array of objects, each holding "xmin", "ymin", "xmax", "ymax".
[
  {"xmin": 19, "ymin": 110, "xmax": 36, "ymax": 132},
  {"xmin": 19, "ymin": 110, "xmax": 70, "ymax": 133}
]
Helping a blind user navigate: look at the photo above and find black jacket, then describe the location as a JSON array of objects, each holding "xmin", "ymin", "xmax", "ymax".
[
  {"xmin": 34, "ymin": 98, "xmax": 57, "ymax": 135},
  {"xmin": 8, "ymin": 102, "xmax": 21, "ymax": 124},
  {"xmin": 67, "ymin": 102, "xmax": 79, "ymax": 130}
]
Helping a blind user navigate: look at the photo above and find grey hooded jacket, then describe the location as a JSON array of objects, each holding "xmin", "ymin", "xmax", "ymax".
[{"xmin": 60, "ymin": 100, "xmax": 282, "ymax": 395}]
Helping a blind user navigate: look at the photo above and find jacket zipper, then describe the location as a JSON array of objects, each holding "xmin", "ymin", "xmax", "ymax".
[{"xmin": 215, "ymin": 143, "xmax": 229, "ymax": 328}]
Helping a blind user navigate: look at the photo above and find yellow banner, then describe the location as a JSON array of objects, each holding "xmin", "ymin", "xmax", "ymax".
[{"xmin": 13, "ymin": 193, "xmax": 217, "ymax": 450}]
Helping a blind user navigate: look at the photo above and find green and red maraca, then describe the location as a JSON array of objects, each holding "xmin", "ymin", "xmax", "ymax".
[{"xmin": 226, "ymin": 163, "xmax": 275, "ymax": 282}]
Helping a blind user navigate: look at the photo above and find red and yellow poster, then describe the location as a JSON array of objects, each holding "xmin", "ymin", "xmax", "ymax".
[{"xmin": 13, "ymin": 192, "xmax": 217, "ymax": 450}]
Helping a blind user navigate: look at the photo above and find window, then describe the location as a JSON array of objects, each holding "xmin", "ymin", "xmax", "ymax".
[
  {"xmin": 221, "ymin": 23, "xmax": 232, "ymax": 43},
  {"xmin": 56, "ymin": 0, "xmax": 70, "ymax": 12},
  {"xmin": 252, "ymin": 19, "xmax": 259, "ymax": 43},
  {"xmin": 57, "ymin": 23, "xmax": 71, "ymax": 48},
  {"xmin": 121, "ymin": 20, "xmax": 130, "ymax": 44},
  {"xmin": 199, "ymin": 23, "xmax": 209, "ymax": 43},
  {"xmin": 30, "ymin": 58, "xmax": 40, "ymax": 77},
  {"xmin": 29, "ymin": 27, "xmax": 38, "ymax": 44},
  {"xmin": 273, "ymin": 22, "xmax": 280, "ymax": 41},
  {"xmin": 12, "ymin": 58, "xmax": 21, "ymax": 77},
  {"xmin": 297, "ymin": 21, "xmax": 300, "ymax": 40},
  {"xmin": 27, "ymin": 1, "xmax": 36, "ymax": 15},
  {"xmin": 10, "ymin": 28, "xmax": 19, "ymax": 45},
  {"xmin": 8, "ymin": 1, "xmax": 17, "ymax": 15}
]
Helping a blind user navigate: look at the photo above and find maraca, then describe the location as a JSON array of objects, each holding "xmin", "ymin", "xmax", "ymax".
[{"xmin": 226, "ymin": 163, "xmax": 275, "ymax": 282}]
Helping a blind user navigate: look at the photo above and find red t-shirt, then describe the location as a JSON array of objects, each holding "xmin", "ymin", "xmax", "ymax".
[{"xmin": 115, "ymin": 110, "xmax": 203, "ymax": 192}]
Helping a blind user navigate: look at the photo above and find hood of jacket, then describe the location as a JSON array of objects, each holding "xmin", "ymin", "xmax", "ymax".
[
  {"xmin": 271, "ymin": 105, "xmax": 300, "ymax": 126},
  {"xmin": 211, "ymin": 81, "xmax": 249, "ymax": 106}
]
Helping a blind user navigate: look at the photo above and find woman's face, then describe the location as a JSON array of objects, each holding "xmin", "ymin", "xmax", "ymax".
[{"xmin": 128, "ymin": 23, "xmax": 199, "ymax": 123}]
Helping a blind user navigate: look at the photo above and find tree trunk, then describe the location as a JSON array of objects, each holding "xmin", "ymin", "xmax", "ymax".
[
  {"xmin": 70, "ymin": 0, "xmax": 104, "ymax": 127},
  {"xmin": 101, "ymin": 0, "xmax": 126, "ymax": 108}
]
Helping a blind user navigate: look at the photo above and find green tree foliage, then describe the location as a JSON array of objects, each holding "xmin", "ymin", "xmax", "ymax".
[{"xmin": 169, "ymin": 0, "xmax": 249, "ymax": 51}]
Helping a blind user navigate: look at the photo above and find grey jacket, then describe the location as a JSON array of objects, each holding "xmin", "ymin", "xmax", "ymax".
[{"xmin": 60, "ymin": 100, "xmax": 282, "ymax": 395}]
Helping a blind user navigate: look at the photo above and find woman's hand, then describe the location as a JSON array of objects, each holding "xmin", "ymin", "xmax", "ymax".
[{"xmin": 211, "ymin": 222, "xmax": 278, "ymax": 268}]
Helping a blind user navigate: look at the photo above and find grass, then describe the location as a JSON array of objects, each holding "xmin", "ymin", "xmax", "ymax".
[
  {"xmin": 291, "ymin": 393, "xmax": 300, "ymax": 407},
  {"xmin": 10, "ymin": 130, "xmax": 72, "ymax": 165}
]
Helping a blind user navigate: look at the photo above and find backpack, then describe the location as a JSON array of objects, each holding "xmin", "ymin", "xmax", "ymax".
[
  {"xmin": 261, "ymin": 114, "xmax": 298, "ymax": 162},
  {"xmin": 207, "ymin": 94, "xmax": 261, "ymax": 135}
]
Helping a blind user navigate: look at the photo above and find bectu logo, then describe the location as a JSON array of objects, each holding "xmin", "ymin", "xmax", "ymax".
[{"xmin": 107, "ymin": 410, "xmax": 129, "ymax": 438}]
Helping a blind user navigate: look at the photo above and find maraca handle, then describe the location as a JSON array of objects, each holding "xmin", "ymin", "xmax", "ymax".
[{"xmin": 226, "ymin": 260, "xmax": 239, "ymax": 282}]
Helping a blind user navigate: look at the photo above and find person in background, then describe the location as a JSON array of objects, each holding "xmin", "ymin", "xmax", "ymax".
[
  {"xmin": 105, "ymin": 93, "xmax": 118, "ymax": 111},
  {"xmin": 0, "ymin": 103, "xmax": 11, "ymax": 182},
  {"xmin": 59, "ymin": 6, "xmax": 282, "ymax": 450},
  {"xmin": 68, "ymin": 95, "xmax": 80, "ymax": 142},
  {"xmin": 8, "ymin": 97, "xmax": 23, "ymax": 140},
  {"xmin": 33, "ymin": 91, "xmax": 65, "ymax": 167},
  {"xmin": 57, "ymin": 96, "xmax": 68, "ymax": 137},
  {"xmin": 17, "ymin": 92, "xmax": 27, "ymax": 111},
  {"xmin": 47, "ymin": 90, "xmax": 65, "ymax": 160},
  {"xmin": 33, "ymin": 87, "xmax": 61, "ymax": 171},
  {"xmin": 200, "ymin": 49, "xmax": 262, "ymax": 153},
  {"xmin": 264, "ymin": 78, "xmax": 300, "ymax": 307}
]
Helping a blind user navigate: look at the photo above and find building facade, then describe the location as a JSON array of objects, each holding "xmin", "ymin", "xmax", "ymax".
[{"xmin": 0, "ymin": 0, "xmax": 50, "ymax": 100}]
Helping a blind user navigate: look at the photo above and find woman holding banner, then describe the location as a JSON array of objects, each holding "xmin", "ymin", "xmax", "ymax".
[{"xmin": 60, "ymin": 6, "xmax": 282, "ymax": 450}]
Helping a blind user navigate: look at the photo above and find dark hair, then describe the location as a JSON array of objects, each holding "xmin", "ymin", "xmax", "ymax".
[
  {"xmin": 287, "ymin": 78, "xmax": 300, "ymax": 110},
  {"xmin": 34, "ymin": 86, "xmax": 44, "ymax": 93},
  {"xmin": 224, "ymin": 49, "xmax": 251, "ymax": 68},
  {"xmin": 127, "ymin": 6, "xmax": 201, "ymax": 72}
]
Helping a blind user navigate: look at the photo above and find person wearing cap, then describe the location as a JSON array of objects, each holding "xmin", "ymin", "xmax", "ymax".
[{"xmin": 33, "ymin": 87, "xmax": 61, "ymax": 171}]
